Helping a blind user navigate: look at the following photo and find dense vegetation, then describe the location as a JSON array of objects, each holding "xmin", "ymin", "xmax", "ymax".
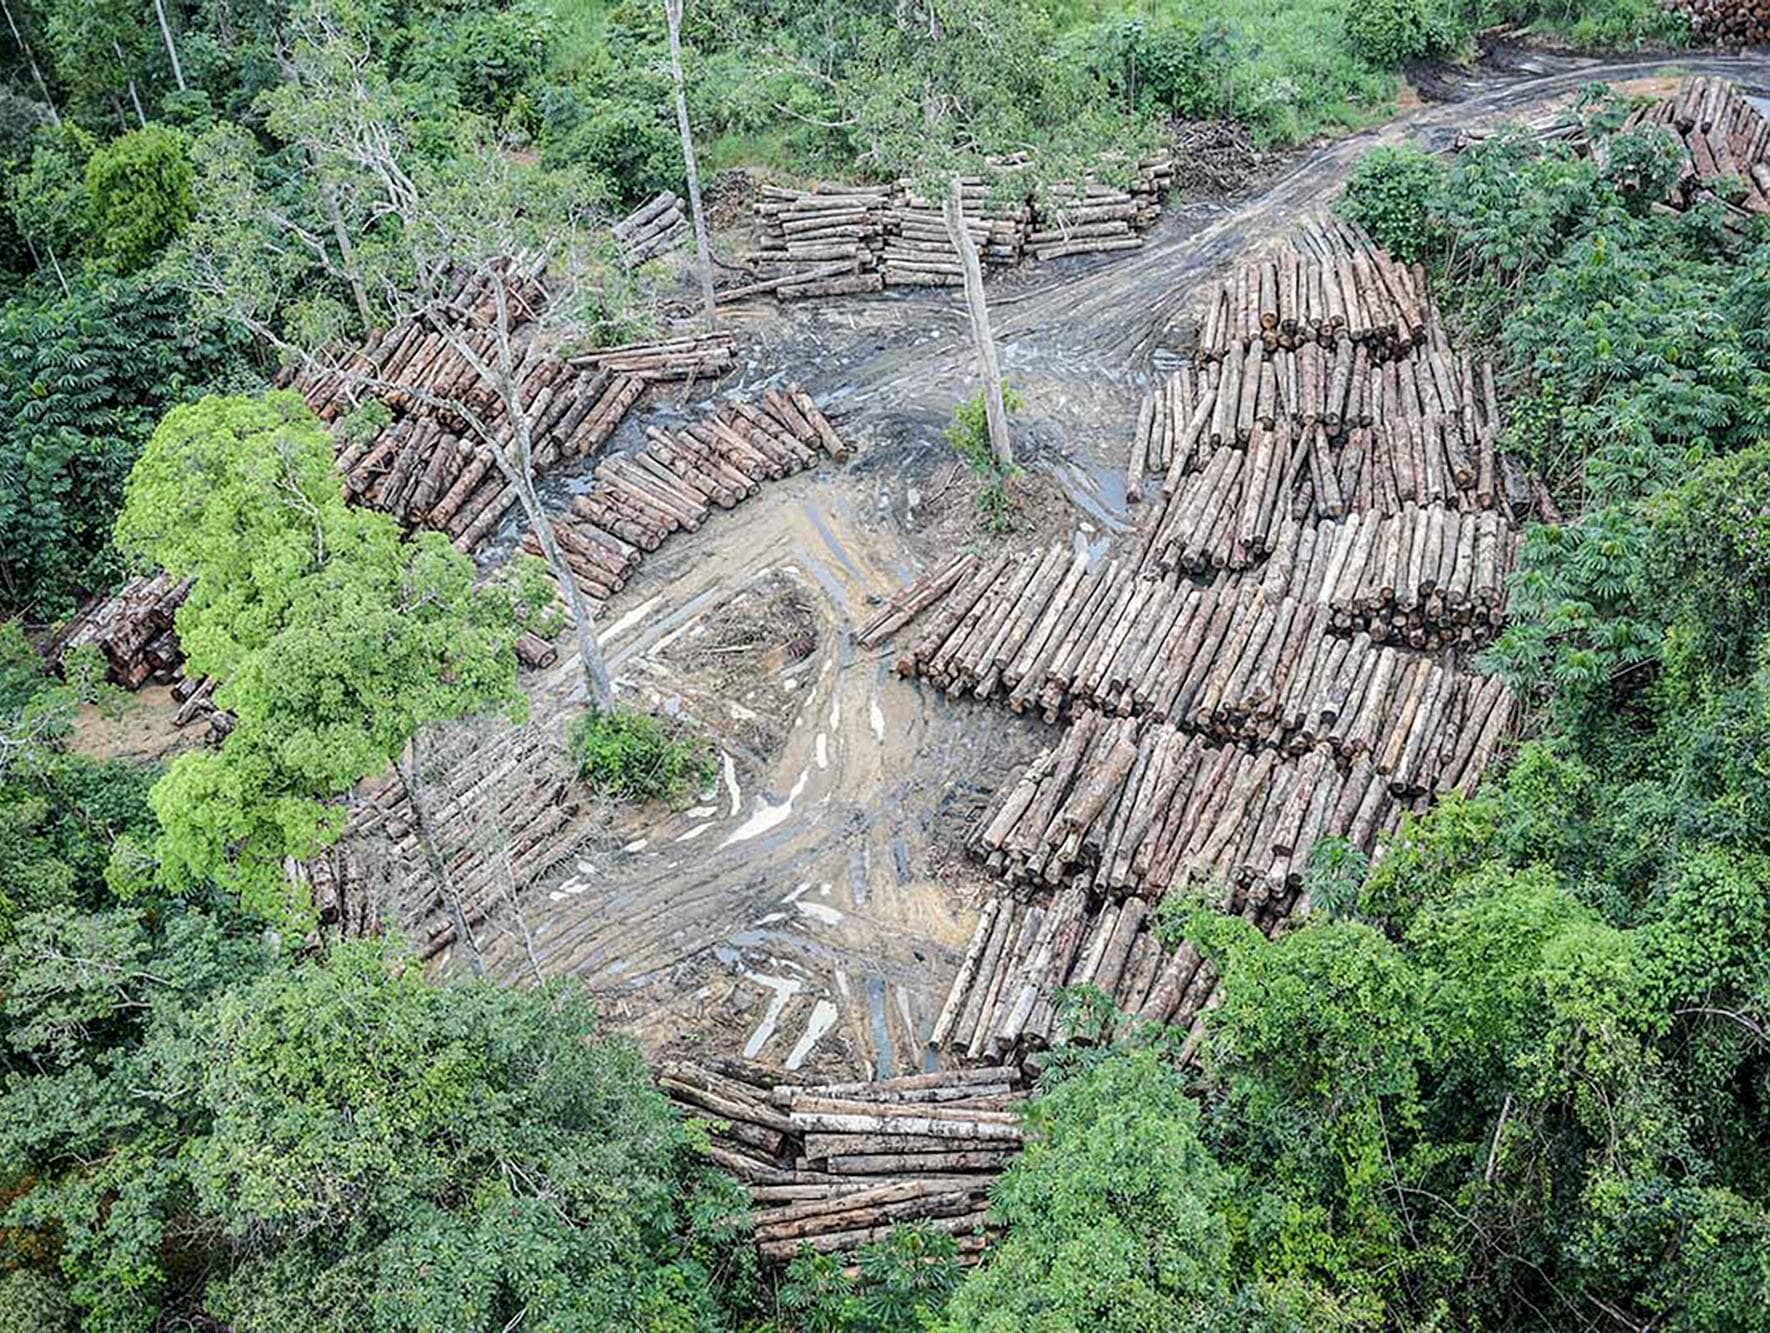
[{"xmin": 0, "ymin": 0, "xmax": 1735, "ymax": 1327}]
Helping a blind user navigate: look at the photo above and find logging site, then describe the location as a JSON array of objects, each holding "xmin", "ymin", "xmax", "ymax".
[{"xmin": 7, "ymin": 1, "xmax": 1770, "ymax": 1328}]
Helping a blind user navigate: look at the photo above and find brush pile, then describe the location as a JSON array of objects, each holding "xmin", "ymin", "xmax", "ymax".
[
  {"xmin": 528, "ymin": 388, "xmax": 852, "ymax": 616},
  {"xmin": 657, "ymin": 1059, "xmax": 1020, "ymax": 1263},
  {"xmin": 616, "ymin": 190, "xmax": 689, "ymax": 267}
]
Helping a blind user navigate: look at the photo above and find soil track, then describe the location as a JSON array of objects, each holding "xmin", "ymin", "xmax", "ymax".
[{"xmin": 463, "ymin": 48, "xmax": 1770, "ymax": 1079}]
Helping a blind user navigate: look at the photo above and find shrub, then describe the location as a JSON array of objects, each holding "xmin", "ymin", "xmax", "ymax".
[
  {"xmin": 1345, "ymin": 0, "xmax": 1455, "ymax": 66},
  {"xmin": 946, "ymin": 385, "xmax": 1025, "ymax": 535},
  {"xmin": 84, "ymin": 124, "xmax": 194, "ymax": 273},
  {"xmin": 569, "ymin": 708, "xmax": 714, "ymax": 803},
  {"xmin": 1338, "ymin": 144, "xmax": 1443, "ymax": 263}
]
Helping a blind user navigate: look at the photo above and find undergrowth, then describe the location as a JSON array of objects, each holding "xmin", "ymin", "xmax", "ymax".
[
  {"xmin": 946, "ymin": 385, "xmax": 1026, "ymax": 535},
  {"xmin": 568, "ymin": 708, "xmax": 714, "ymax": 804}
]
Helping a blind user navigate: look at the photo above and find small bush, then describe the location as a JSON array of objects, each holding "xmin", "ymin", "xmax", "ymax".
[
  {"xmin": 946, "ymin": 385, "xmax": 1025, "ymax": 534},
  {"xmin": 1345, "ymin": 0, "xmax": 1457, "ymax": 66},
  {"xmin": 569, "ymin": 708, "xmax": 714, "ymax": 804},
  {"xmin": 1338, "ymin": 144, "xmax": 1443, "ymax": 263}
]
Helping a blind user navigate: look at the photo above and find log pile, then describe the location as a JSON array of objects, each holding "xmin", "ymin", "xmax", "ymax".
[
  {"xmin": 572, "ymin": 331, "xmax": 738, "ymax": 383},
  {"xmin": 287, "ymin": 262, "xmax": 737, "ymax": 554},
  {"xmin": 930, "ymin": 878, "xmax": 1294, "ymax": 1061},
  {"xmin": 1624, "ymin": 75, "xmax": 1770, "ymax": 220},
  {"xmin": 1192, "ymin": 218, "xmax": 1436, "ymax": 363},
  {"xmin": 531, "ymin": 388, "xmax": 852, "ymax": 616},
  {"xmin": 303, "ymin": 718, "xmax": 580, "ymax": 961},
  {"xmin": 743, "ymin": 184, "xmax": 889, "ymax": 298},
  {"xmin": 864, "ymin": 530, "xmax": 1511, "ymax": 731},
  {"xmin": 1678, "ymin": 0, "xmax": 1770, "ymax": 45},
  {"xmin": 1125, "ymin": 318, "xmax": 1505, "ymax": 519},
  {"xmin": 616, "ymin": 190, "xmax": 689, "ymax": 267},
  {"xmin": 1026, "ymin": 162, "xmax": 1172, "ymax": 261},
  {"xmin": 657, "ymin": 1059, "xmax": 1020, "ymax": 1264},
  {"xmin": 49, "ymin": 572, "xmax": 191, "ymax": 688},
  {"xmin": 286, "ymin": 842, "xmax": 382, "ymax": 942},
  {"xmin": 742, "ymin": 158, "xmax": 1176, "ymax": 301},
  {"xmin": 970, "ymin": 675, "xmax": 1512, "ymax": 902},
  {"xmin": 864, "ymin": 223, "xmax": 1535, "ymax": 1067}
]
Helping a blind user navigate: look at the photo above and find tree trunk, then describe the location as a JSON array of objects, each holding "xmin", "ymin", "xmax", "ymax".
[
  {"xmin": 518, "ymin": 480, "xmax": 616, "ymax": 713},
  {"xmin": 115, "ymin": 40, "xmax": 147, "ymax": 128},
  {"xmin": 943, "ymin": 176, "xmax": 1012, "ymax": 470},
  {"xmin": 663, "ymin": 0, "xmax": 716, "ymax": 327},
  {"xmin": 153, "ymin": 0, "xmax": 186, "ymax": 92},
  {"xmin": 319, "ymin": 175, "xmax": 373, "ymax": 335},
  {"xmin": 1, "ymin": 0, "xmax": 59, "ymax": 124},
  {"xmin": 395, "ymin": 738, "xmax": 483, "ymax": 979}
]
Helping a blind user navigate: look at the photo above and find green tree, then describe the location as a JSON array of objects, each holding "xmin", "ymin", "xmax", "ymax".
[
  {"xmin": 84, "ymin": 123, "xmax": 193, "ymax": 273},
  {"xmin": 114, "ymin": 392, "xmax": 541, "ymax": 926}
]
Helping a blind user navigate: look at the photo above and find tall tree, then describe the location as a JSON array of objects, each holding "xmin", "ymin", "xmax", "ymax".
[
  {"xmin": 114, "ymin": 392, "xmax": 543, "ymax": 924},
  {"xmin": 173, "ymin": 5, "xmax": 636, "ymax": 713},
  {"xmin": 663, "ymin": 0, "xmax": 716, "ymax": 325}
]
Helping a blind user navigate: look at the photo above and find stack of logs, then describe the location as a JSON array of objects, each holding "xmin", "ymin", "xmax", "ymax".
[
  {"xmin": 863, "ymin": 224, "xmax": 1531, "ymax": 1066},
  {"xmin": 1027, "ymin": 167, "xmax": 1172, "ymax": 261},
  {"xmin": 299, "ymin": 718, "xmax": 580, "ymax": 960},
  {"xmin": 1624, "ymin": 75, "xmax": 1770, "ymax": 221},
  {"xmin": 286, "ymin": 259, "xmax": 737, "ymax": 556},
  {"xmin": 616, "ymin": 190, "xmax": 690, "ymax": 267},
  {"xmin": 657, "ymin": 1059, "xmax": 1019, "ymax": 1263},
  {"xmin": 49, "ymin": 572, "xmax": 191, "ymax": 688},
  {"xmin": 863, "ymin": 533, "xmax": 1509, "ymax": 734},
  {"xmin": 931, "ymin": 877, "xmax": 1292, "ymax": 1063},
  {"xmin": 742, "ymin": 184, "xmax": 889, "ymax": 299},
  {"xmin": 285, "ymin": 842, "xmax": 382, "ymax": 943},
  {"xmin": 573, "ymin": 331, "xmax": 737, "ymax": 383},
  {"xmin": 526, "ymin": 388, "xmax": 851, "ymax": 616},
  {"xmin": 1191, "ymin": 217, "xmax": 1435, "ymax": 362},
  {"xmin": 1678, "ymin": 0, "xmax": 1770, "ymax": 45},
  {"xmin": 741, "ymin": 159, "xmax": 1175, "ymax": 301},
  {"xmin": 972, "ymin": 676, "xmax": 1512, "ymax": 903}
]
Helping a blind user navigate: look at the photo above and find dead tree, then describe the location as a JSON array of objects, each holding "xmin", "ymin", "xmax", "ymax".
[
  {"xmin": 943, "ymin": 176, "xmax": 1013, "ymax": 470},
  {"xmin": 663, "ymin": 0, "xmax": 717, "ymax": 327}
]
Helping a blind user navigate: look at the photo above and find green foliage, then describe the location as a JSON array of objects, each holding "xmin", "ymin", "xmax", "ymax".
[
  {"xmin": 779, "ymin": 1225, "xmax": 962, "ymax": 1332},
  {"xmin": 569, "ymin": 707, "xmax": 715, "ymax": 804},
  {"xmin": 1, "ymin": 908, "xmax": 747, "ymax": 1330},
  {"xmin": 83, "ymin": 124, "xmax": 194, "ymax": 273},
  {"xmin": 1301, "ymin": 835, "xmax": 1369, "ymax": 919},
  {"xmin": 1344, "ymin": 0, "xmax": 1458, "ymax": 66},
  {"xmin": 0, "ymin": 622, "xmax": 153, "ymax": 939},
  {"xmin": 947, "ymin": 385, "xmax": 1025, "ymax": 535},
  {"xmin": 940, "ymin": 1047, "xmax": 1235, "ymax": 1330},
  {"xmin": 1336, "ymin": 145, "xmax": 1442, "ymax": 263},
  {"xmin": 0, "ymin": 275, "xmax": 246, "ymax": 618},
  {"xmin": 115, "ymin": 392, "xmax": 536, "ymax": 918}
]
